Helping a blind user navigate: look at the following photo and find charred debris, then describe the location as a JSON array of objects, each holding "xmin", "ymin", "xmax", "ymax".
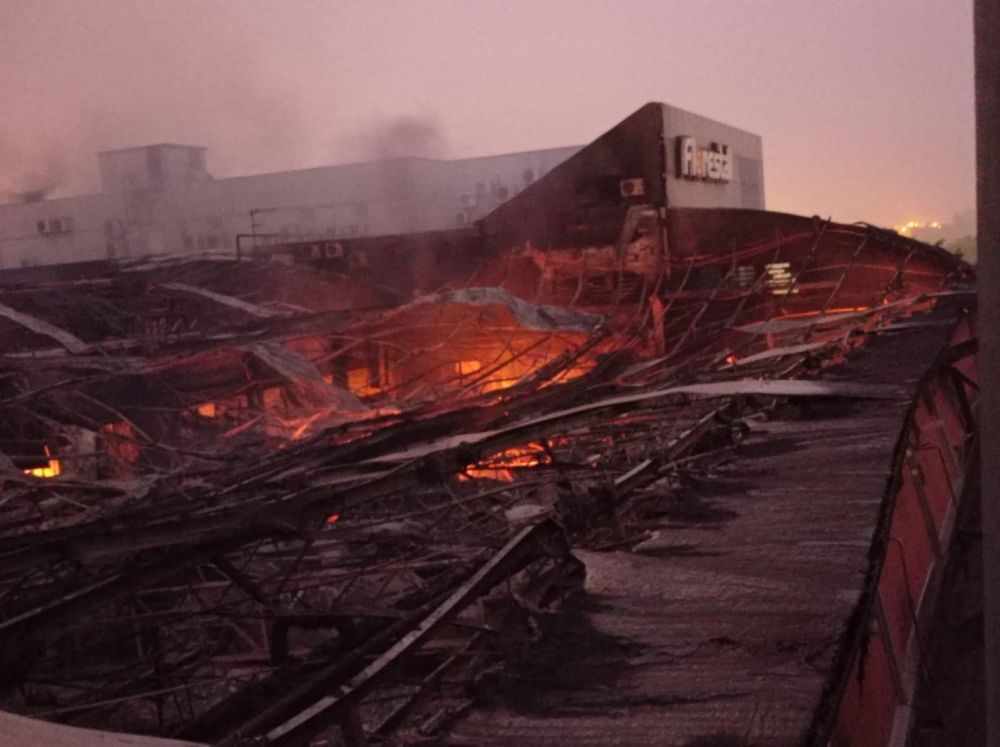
[{"xmin": 0, "ymin": 105, "xmax": 977, "ymax": 746}]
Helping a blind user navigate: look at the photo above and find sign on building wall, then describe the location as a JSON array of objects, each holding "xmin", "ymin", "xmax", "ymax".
[{"xmin": 676, "ymin": 136, "xmax": 732, "ymax": 183}]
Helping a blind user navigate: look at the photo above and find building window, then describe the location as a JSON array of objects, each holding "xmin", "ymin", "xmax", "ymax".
[{"xmin": 735, "ymin": 265, "xmax": 756, "ymax": 288}]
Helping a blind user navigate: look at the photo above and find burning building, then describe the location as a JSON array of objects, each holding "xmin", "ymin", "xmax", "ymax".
[
  {"xmin": 0, "ymin": 102, "xmax": 765, "ymax": 273},
  {"xmin": 0, "ymin": 103, "xmax": 976, "ymax": 747}
]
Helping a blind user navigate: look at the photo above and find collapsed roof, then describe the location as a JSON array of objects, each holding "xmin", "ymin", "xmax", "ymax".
[{"xmin": 0, "ymin": 103, "xmax": 978, "ymax": 747}]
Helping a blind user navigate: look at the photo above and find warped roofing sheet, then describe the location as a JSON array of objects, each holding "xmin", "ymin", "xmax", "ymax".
[{"xmin": 0, "ymin": 210, "xmax": 975, "ymax": 747}]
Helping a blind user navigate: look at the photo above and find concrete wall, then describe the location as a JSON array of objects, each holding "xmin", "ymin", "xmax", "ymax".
[
  {"xmin": 480, "ymin": 102, "xmax": 765, "ymax": 255},
  {"xmin": 0, "ymin": 192, "xmax": 120, "ymax": 267}
]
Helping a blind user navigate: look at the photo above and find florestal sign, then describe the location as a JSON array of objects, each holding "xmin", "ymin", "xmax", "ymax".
[{"xmin": 676, "ymin": 136, "xmax": 732, "ymax": 183}]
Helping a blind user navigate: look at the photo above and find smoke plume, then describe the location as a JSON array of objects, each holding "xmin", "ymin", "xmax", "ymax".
[
  {"xmin": 0, "ymin": 138, "xmax": 67, "ymax": 203},
  {"xmin": 345, "ymin": 116, "xmax": 449, "ymax": 161}
]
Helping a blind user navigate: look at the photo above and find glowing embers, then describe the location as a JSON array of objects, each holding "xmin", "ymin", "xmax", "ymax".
[
  {"xmin": 455, "ymin": 360, "xmax": 482, "ymax": 376},
  {"xmin": 345, "ymin": 368, "xmax": 382, "ymax": 397},
  {"xmin": 280, "ymin": 411, "xmax": 327, "ymax": 441},
  {"xmin": 24, "ymin": 444, "xmax": 61, "ymax": 478},
  {"xmin": 448, "ymin": 340, "xmax": 594, "ymax": 396},
  {"xmin": 460, "ymin": 443, "xmax": 550, "ymax": 482},
  {"xmin": 774, "ymin": 306, "xmax": 871, "ymax": 321},
  {"xmin": 454, "ymin": 358, "xmax": 517, "ymax": 392}
]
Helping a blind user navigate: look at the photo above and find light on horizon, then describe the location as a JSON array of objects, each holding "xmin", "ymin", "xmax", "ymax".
[{"xmin": 894, "ymin": 220, "xmax": 942, "ymax": 235}]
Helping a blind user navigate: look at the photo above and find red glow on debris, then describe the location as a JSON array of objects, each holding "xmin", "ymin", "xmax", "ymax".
[
  {"xmin": 326, "ymin": 513, "xmax": 341, "ymax": 524},
  {"xmin": 459, "ymin": 443, "xmax": 549, "ymax": 482},
  {"xmin": 776, "ymin": 306, "xmax": 870, "ymax": 321},
  {"xmin": 725, "ymin": 354, "xmax": 738, "ymax": 365}
]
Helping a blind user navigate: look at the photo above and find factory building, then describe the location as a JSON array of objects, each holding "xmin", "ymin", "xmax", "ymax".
[
  {"xmin": 0, "ymin": 144, "xmax": 580, "ymax": 268},
  {"xmin": 0, "ymin": 102, "xmax": 764, "ymax": 269}
]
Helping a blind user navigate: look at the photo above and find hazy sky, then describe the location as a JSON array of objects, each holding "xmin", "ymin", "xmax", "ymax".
[{"xmin": 0, "ymin": 0, "xmax": 975, "ymax": 228}]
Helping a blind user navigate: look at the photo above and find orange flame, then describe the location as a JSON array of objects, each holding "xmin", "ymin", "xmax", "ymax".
[
  {"xmin": 460, "ymin": 443, "xmax": 549, "ymax": 482},
  {"xmin": 24, "ymin": 445, "xmax": 61, "ymax": 479}
]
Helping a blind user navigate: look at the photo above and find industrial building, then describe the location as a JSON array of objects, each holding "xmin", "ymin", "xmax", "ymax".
[
  {"xmin": 0, "ymin": 143, "xmax": 580, "ymax": 268},
  {"xmin": 0, "ymin": 102, "xmax": 764, "ymax": 270}
]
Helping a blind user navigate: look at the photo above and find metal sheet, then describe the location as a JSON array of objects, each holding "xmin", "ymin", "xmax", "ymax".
[
  {"xmin": 0, "ymin": 301, "xmax": 90, "ymax": 354},
  {"xmin": 161, "ymin": 282, "xmax": 286, "ymax": 318},
  {"xmin": 411, "ymin": 287, "xmax": 604, "ymax": 332}
]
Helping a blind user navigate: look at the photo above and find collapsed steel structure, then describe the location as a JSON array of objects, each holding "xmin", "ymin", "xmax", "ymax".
[{"xmin": 0, "ymin": 105, "xmax": 979, "ymax": 746}]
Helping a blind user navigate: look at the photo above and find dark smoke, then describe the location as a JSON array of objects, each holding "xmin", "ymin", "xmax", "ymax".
[
  {"xmin": 2, "ymin": 0, "xmax": 446, "ymax": 205},
  {"xmin": 0, "ymin": 138, "xmax": 66, "ymax": 203},
  {"xmin": 346, "ymin": 115, "xmax": 449, "ymax": 161},
  {"xmin": 15, "ymin": 190, "xmax": 49, "ymax": 204},
  {"xmin": 1, "ymin": 29, "xmax": 316, "ymax": 199}
]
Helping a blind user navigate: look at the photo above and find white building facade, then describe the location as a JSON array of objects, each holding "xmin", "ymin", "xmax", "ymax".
[{"xmin": 0, "ymin": 144, "xmax": 580, "ymax": 269}]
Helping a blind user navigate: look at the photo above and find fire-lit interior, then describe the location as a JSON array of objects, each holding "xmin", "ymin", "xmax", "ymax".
[
  {"xmin": 22, "ymin": 445, "xmax": 60, "ymax": 479},
  {"xmin": 460, "ymin": 442, "xmax": 550, "ymax": 482}
]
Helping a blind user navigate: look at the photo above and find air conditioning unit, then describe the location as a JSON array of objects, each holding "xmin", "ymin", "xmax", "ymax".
[
  {"xmin": 36, "ymin": 217, "xmax": 74, "ymax": 236},
  {"xmin": 619, "ymin": 178, "xmax": 646, "ymax": 198}
]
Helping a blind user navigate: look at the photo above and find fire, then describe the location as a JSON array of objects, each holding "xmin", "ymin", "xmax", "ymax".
[
  {"xmin": 454, "ymin": 353, "xmax": 591, "ymax": 395},
  {"xmin": 455, "ymin": 360, "xmax": 482, "ymax": 376},
  {"xmin": 287, "ymin": 411, "xmax": 325, "ymax": 440},
  {"xmin": 454, "ymin": 358, "xmax": 518, "ymax": 392},
  {"xmin": 345, "ymin": 369, "xmax": 382, "ymax": 397},
  {"xmin": 460, "ymin": 443, "xmax": 549, "ymax": 482},
  {"xmin": 24, "ymin": 445, "xmax": 61, "ymax": 479},
  {"xmin": 482, "ymin": 377, "xmax": 520, "ymax": 393}
]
